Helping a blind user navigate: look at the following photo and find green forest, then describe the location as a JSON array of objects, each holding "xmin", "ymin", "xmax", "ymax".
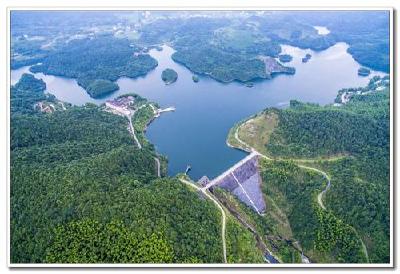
[
  {"xmin": 9, "ymin": 11, "xmax": 391, "ymax": 265},
  {"xmin": 260, "ymin": 160, "xmax": 367, "ymax": 263},
  {"xmin": 11, "ymin": 74, "xmax": 244, "ymax": 264},
  {"xmin": 161, "ymin": 68, "xmax": 178, "ymax": 84},
  {"xmin": 11, "ymin": 11, "xmax": 389, "ymax": 92},
  {"xmin": 29, "ymin": 36, "xmax": 158, "ymax": 98},
  {"xmin": 243, "ymin": 77, "xmax": 390, "ymax": 263}
]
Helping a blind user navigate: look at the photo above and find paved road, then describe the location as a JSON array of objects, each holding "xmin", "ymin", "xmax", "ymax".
[
  {"xmin": 127, "ymin": 114, "xmax": 142, "ymax": 149},
  {"xmin": 179, "ymin": 178, "xmax": 227, "ymax": 263},
  {"xmin": 154, "ymin": 157, "xmax": 161, "ymax": 177},
  {"xmin": 233, "ymin": 118, "xmax": 370, "ymax": 263},
  {"xmin": 298, "ymin": 165, "xmax": 331, "ymax": 210},
  {"xmin": 233, "ymin": 120, "xmax": 254, "ymax": 153}
]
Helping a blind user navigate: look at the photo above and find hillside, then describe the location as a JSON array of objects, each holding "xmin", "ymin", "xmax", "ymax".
[
  {"xmin": 226, "ymin": 76, "xmax": 390, "ymax": 263},
  {"xmin": 28, "ymin": 36, "xmax": 158, "ymax": 98},
  {"xmin": 10, "ymin": 74, "xmax": 263, "ymax": 264}
]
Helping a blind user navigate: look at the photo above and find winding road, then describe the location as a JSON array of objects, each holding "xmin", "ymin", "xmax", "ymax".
[
  {"xmin": 232, "ymin": 119, "xmax": 370, "ymax": 263},
  {"xmin": 232, "ymin": 119, "xmax": 331, "ymax": 210},
  {"xmin": 179, "ymin": 178, "xmax": 227, "ymax": 263},
  {"xmin": 232, "ymin": 119, "xmax": 255, "ymax": 153},
  {"xmin": 298, "ymin": 165, "xmax": 331, "ymax": 210}
]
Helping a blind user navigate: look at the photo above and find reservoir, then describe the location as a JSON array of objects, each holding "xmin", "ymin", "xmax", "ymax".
[{"xmin": 11, "ymin": 43, "xmax": 385, "ymax": 180}]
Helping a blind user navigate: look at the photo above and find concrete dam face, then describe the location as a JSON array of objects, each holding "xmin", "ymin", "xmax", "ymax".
[{"xmin": 207, "ymin": 152, "xmax": 266, "ymax": 214}]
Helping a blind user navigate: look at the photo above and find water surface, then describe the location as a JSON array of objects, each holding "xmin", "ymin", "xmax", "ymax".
[{"xmin": 11, "ymin": 43, "xmax": 385, "ymax": 180}]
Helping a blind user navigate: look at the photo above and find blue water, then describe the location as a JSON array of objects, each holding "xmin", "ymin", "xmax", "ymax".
[{"xmin": 11, "ymin": 43, "xmax": 385, "ymax": 180}]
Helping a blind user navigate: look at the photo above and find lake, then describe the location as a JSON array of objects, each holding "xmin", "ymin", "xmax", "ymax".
[{"xmin": 11, "ymin": 43, "xmax": 385, "ymax": 180}]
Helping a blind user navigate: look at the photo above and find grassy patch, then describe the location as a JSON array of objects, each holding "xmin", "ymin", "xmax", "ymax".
[{"xmin": 237, "ymin": 110, "xmax": 279, "ymax": 154}]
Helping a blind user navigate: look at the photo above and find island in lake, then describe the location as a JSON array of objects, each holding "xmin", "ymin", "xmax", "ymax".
[
  {"xmin": 192, "ymin": 75, "xmax": 199, "ymax": 83},
  {"xmin": 9, "ymin": 9, "xmax": 391, "ymax": 266},
  {"xmin": 161, "ymin": 68, "xmax": 178, "ymax": 84},
  {"xmin": 302, "ymin": 53, "xmax": 312, "ymax": 63},
  {"xmin": 86, "ymin": 79, "xmax": 119, "ymax": 98},
  {"xmin": 358, "ymin": 67, "xmax": 371, "ymax": 76},
  {"xmin": 278, "ymin": 54, "xmax": 293, "ymax": 63}
]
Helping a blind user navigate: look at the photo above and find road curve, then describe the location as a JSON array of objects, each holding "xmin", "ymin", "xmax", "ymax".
[
  {"xmin": 232, "ymin": 119, "xmax": 370, "ymax": 262},
  {"xmin": 233, "ymin": 119, "xmax": 330, "ymax": 209},
  {"xmin": 179, "ymin": 178, "xmax": 227, "ymax": 263},
  {"xmin": 298, "ymin": 165, "xmax": 331, "ymax": 210}
]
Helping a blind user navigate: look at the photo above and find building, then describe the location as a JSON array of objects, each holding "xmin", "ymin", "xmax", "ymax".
[{"xmin": 105, "ymin": 96, "xmax": 135, "ymax": 116}]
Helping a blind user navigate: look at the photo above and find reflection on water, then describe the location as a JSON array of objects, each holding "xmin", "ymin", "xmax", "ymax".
[{"xmin": 11, "ymin": 43, "xmax": 386, "ymax": 180}]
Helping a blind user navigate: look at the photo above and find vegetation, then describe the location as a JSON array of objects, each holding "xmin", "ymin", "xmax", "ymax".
[
  {"xmin": 313, "ymin": 206, "xmax": 366, "ymax": 263},
  {"xmin": 172, "ymin": 47, "xmax": 268, "ymax": 83},
  {"xmin": 259, "ymin": 160, "xmax": 366, "ymax": 263},
  {"xmin": 13, "ymin": 73, "xmax": 46, "ymax": 92},
  {"xmin": 225, "ymin": 217, "xmax": 265, "ymax": 263},
  {"xmin": 228, "ymin": 77, "xmax": 390, "ymax": 263},
  {"xmin": 192, "ymin": 75, "xmax": 199, "ymax": 82},
  {"xmin": 10, "ymin": 73, "xmax": 58, "ymax": 115},
  {"xmin": 11, "ymin": 105, "xmax": 227, "ymax": 263},
  {"xmin": 86, "ymin": 79, "xmax": 119, "ymax": 98},
  {"xmin": 10, "ymin": 75, "xmax": 260, "ymax": 264},
  {"xmin": 288, "ymin": 11, "xmax": 389, "ymax": 72},
  {"xmin": 45, "ymin": 219, "xmax": 174, "ymax": 263},
  {"xmin": 161, "ymin": 68, "xmax": 178, "ymax": 84},
  {"xmin": 266, "ymin": 94, "xmax": 389, "ymax": 159},
  {"xmin": 302, "ymin": 53, "xmax": 312, "ymax": 63},
  {"xmin": 358, "ymin": 67, "xmax": 371, "ymax": 76},
  {"xmin": 10, "ymin": 11, "xmax": 390, "ymax": 264},
  {"xmin": 29, "ymin": 36, "xmax": 158, "ymax": 98},
  {"xmin": 278, "ymin": 54, "xmax": 293, "ymax": 63}
]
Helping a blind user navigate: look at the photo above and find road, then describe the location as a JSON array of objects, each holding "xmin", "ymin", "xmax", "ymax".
[
  {"xmin": 125, "ymin": 104, "xmax": 153, "ymax": 150},
  {"xmin": 232, "ymin": 119, "xmax": 254, "ymax": 153},
  {"xmin": 127, "ymin": 114, "xmax": 142, "ymax": 149},
  {"xmin": 179, "ymin": 178, "xmax": 227, "ymax": 263},
  {"xmin": 298, "ymin": 165, "xmax": 331, "ymax": 210},
  {"xmin": 154, "ymin": 157, "xmax": 161, "ymax": 177},
  {"xmin": 233, "ymin": 119, "xmax": 330, "ymax": 210},
  {"xmin": 59, "ymin": 101, "xmax": 66, "ymax": 110},
  {"xmin": 232, "ymin": 118, "xmax": 370, "ymax": 263}
]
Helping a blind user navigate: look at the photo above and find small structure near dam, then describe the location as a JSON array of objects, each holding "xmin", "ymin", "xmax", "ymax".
[{"xmin": 202, "ymin": 151, "xmax": 266, "ymax": 215}]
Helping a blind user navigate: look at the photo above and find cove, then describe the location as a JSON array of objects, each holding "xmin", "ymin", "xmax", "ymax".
[{"xmin": 11, "ymin": 43, "xmax": 385, "ymax": 180}]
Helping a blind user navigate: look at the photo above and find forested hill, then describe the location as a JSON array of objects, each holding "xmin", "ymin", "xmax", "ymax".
[
  {"xmin": 237, "ymin": 76, "xmax": 390, "ymax": 263},
  {"xmin": 287, "ymin": 11, "xmax": 390, "ymax": 72},
  {"xmin": 28, "ymin": 36, "xmax": 158, "ymax": 98},
  {"xmin": 266, "ymin": 76, "xmax": 389, "ymax": 161},
  {"xmin": 11, "ymin": 11, "xmax": 389, "ymax": 91},
  {"xmin": 10, "ymin": 74, "xmax": 261, "ymax": 264}
]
